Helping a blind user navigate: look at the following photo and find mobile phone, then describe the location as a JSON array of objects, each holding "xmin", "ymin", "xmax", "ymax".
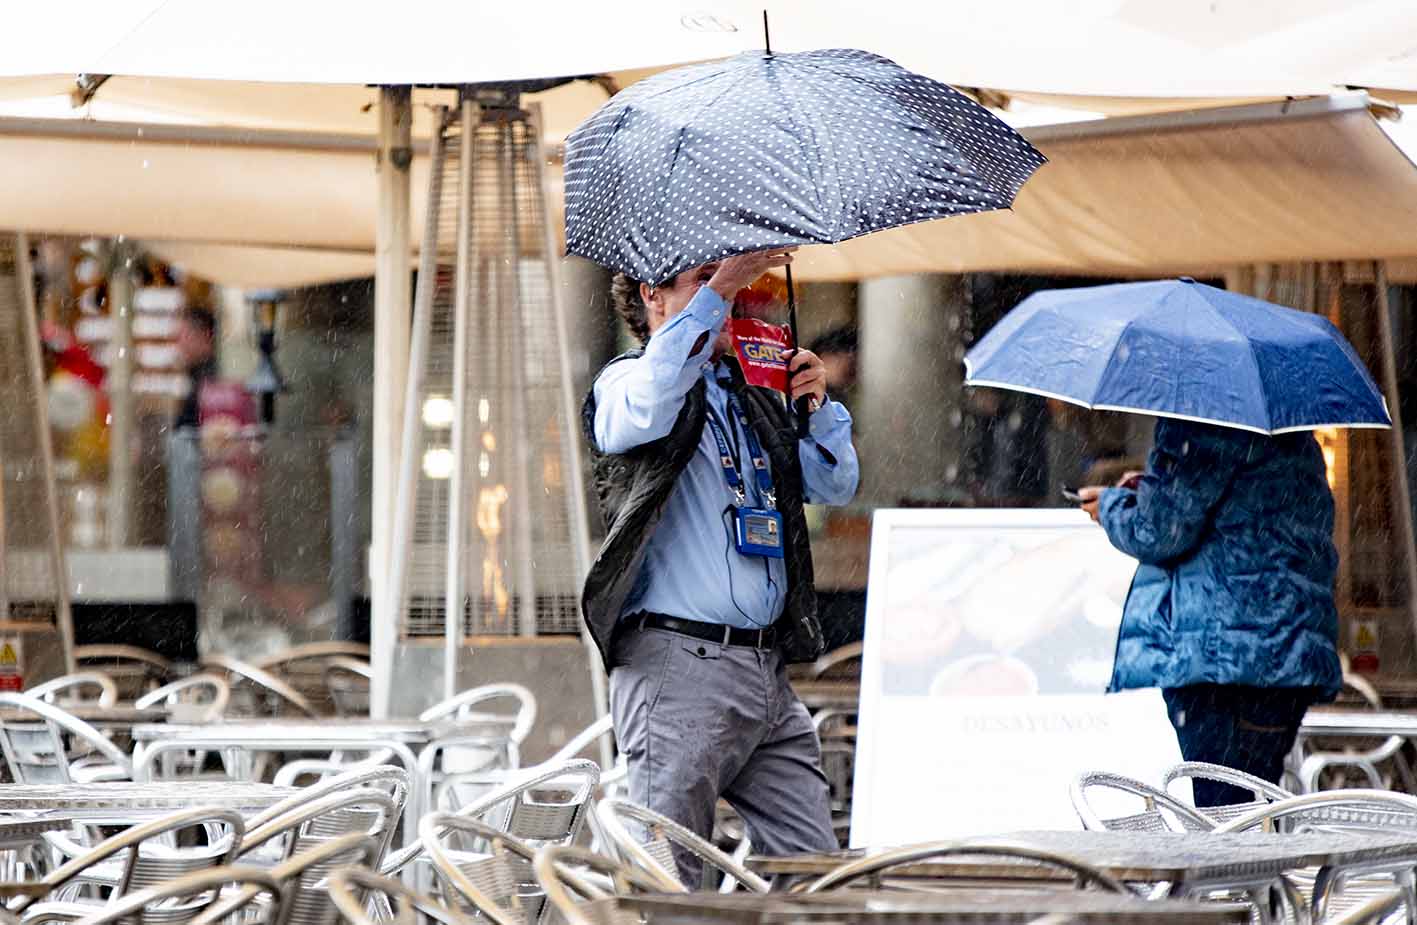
[{"xmin": 1060, "ymin": 485, "xmax": 1083, "ymax": 503}]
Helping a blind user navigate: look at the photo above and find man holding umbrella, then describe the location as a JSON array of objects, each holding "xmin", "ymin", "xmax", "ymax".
[
  {"xmin": 564, "ymin": 35, "xmax": 1045, "ymax": 873},
  {"xmin": 581, "ymin": 248, "xmax": 858, "ymax": 883}
]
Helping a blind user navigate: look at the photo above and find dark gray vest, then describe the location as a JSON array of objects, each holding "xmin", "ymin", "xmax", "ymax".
[{"xmin": 580, "ymin": 352, "xmax": 824, "ymax": 669}]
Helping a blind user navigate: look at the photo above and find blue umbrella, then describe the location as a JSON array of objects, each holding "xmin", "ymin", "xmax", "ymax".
[{"xmin": 963, "ymin": 278, "xmax": 1390, "ymax": 434}]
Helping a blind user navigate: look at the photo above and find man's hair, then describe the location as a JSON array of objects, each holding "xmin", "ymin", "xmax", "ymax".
[
  {"xmin": 183, "ymin": 306, "xmax": 218, "ymax": 340},
  {"xmin": 611, "ymin": 273, "xmax": 651, "ymax": 344}
]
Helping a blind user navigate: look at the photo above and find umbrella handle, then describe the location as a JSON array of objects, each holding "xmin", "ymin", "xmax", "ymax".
[{"xmin": 786, "ymin": 267, "xmax": 811, "ymax": 439}]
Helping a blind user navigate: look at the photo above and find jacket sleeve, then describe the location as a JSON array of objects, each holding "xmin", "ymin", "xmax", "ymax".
[
  {"xmin": 592, "ymin": 286, "xmax": 729, "ymax": 453},
  {"xmin": 798, "ymin": 400, "xmax": 859, "ymax": 505},
  {"xmin": 1097, "ymin": 421, "xmax": 1247, "ymax": 566}
]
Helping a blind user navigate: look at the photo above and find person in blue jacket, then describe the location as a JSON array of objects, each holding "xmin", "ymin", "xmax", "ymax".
[{"xmin": 1078, "ymin": 417, "xmax": 1341, "ymax": 806}]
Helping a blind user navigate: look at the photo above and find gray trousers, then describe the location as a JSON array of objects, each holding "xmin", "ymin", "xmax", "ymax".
[{"xmin": 609, "ymin": 626, "xmax": 836, "ymax": 887}]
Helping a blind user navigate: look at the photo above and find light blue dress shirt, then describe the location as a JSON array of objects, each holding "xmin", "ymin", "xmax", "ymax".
[{"xmin": 593, "ymin": 286, "xmax": 860, "ymax": 629}]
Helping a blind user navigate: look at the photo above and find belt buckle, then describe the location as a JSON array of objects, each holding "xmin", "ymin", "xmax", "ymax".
[{"xmin": 721, "ymin": 625, "xmax": 732, "ymax": 646}]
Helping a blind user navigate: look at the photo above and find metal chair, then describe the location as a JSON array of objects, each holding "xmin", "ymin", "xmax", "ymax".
[
  {"xmin": 327, "ymin": 868, "xmax": 469, "ymax": 925},
  {"xmin": 461, "ymin": 759, "xmax": 599, "ymax": 849},
  {"xmin": 1070, "ymin": 771, "xmax": 1215, "ymax": 833},
  {"xmin": 418, "ymin": 684, "xmax": 536, "ymax": 744},
  {"xmin": 418, "ymin": 685, "xmax": 537, "ymax": 814},
  {"xmin": 1298, "ymin": 673, "xmax": 1417, "ymax": 794},
  {"xmin": 595, "ymin": 797, "xmax": 769, "ymax": 893},
  {"xmin": 132, "ymin": 675, "xmax": 231, "ymax": 779},
  {"xmin": 321, "ymin": 658, "xmax": 372, "ymax": 718},
  {"xmin": 16, "ymin": 806, "xmax": 245, "ymax": 924},
  {"xmin": 1163, "ymin": 761, "xmax": 1293, "ymax": 825},
  {"xmin": 1216, "ymin": 790, "xmax": 1417, "ymax": 922},
  {"xmin": 0, "ymin": 692, "xmax": 133, "ymax": 783},
  {"xmin": 256, "ymin": 643, "xmax": 372, "ymax": 716},
  {"xmin": 532, "ymin": 844, "xmax": 681, "ymax": 925},
  {"xmin": 802, "ymin": 838, "xmax": 1130, "ymax": 894},
  {"xmin": 808, "ymin": 642, "xmax": 863, "ymax": 681},
  {"xmin": 73, "ymin": 646, "xmax": 173, "ymax": 702},
  {"xmin": 251, "ymin": 833, "xmax": 379, "ymax": 925},
  {"xmin": 246, "ymin": 766, "xmax": 409, "ymax": 862},
  {"xmin": 66, "ymin": 866, "xmax": 284, "ymax": 925},
  {"xmin": 380, "ymin": 760, "xmax": 599, "ymax": 888},
  {"xmin": 136, "ymin": 674, "xmax": 231, "ymax": 723},
  {"xmin": 200, "ymin": 655, "xmax": 318, "ymax": 718},
  {"xmin": 26, "ymin": 673, "xmax": 118, "ymax": 709},
  {"xmin": 255, "ymin": 642, "xmax": 372, "ymax": 672},
  {"xmin": 813, "ymin": 709, "xmax": 856, "ymax": 844},
  {"xmin": 420, "ymin": 813, "xmax": 535, "ymax": 925}
]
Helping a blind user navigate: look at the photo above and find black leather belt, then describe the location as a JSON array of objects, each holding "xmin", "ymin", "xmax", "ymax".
[{"xmin": 631, "ymin": 612, "xmax": 778, "ymax": 649}]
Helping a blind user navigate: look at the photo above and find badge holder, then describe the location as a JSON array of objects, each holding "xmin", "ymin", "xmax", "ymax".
[{"xmin": 710, "ymin": 400, "xmax": 786, "ymax": 560}]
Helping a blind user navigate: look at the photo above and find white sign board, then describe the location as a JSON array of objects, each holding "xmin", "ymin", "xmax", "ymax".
[{"xmin": 849, "ymin": 508, "xmax": 1184, "ymax": 847}]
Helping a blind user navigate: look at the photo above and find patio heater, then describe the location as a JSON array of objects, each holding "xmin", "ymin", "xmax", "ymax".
[
  {"xmin": 0, "ymin": 233, "xmax": 76, "ymax": 678},
  {"xmin": 383, "ymin": 87, "xmax": 606, "ymax": 747},
  {"xmin": 244, "ymin": 289, "xmax": 287, "ymax": 427}
]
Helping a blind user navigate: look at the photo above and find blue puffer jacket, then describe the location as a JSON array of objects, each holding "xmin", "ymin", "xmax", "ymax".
[{"xmin": 1100, "ymin": 418, "xmax": 1341, "ymax": 697}]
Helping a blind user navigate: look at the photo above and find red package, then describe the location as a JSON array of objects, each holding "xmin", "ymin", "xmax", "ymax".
[{"xmin": 729, "ymin": 318, "xmax": 793, "ymax": 393}]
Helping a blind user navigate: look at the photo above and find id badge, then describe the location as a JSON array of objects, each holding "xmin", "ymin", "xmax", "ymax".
[{"xmin": 734, "ymin": 506, "xmax": 785, "ymax": 559}]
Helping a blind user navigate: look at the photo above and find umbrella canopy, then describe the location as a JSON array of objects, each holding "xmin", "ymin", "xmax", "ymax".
[
  {"xmin": 963, "ymin": 278, "xmax": 1391, "ymax": 435},
  {"xmin": 563, "ymin": 48, "xmax": 1046, "ymax": 285}
]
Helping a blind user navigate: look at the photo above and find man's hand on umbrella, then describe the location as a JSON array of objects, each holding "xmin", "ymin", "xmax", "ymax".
[
  {"xmin": 1077, "ymin": 486, "xmax": 1105, "ymax": 523},
  {"xmin": 787, "ymin": 350, "xmax": 827, "ymax": 412},
  {"xmin": 708, "ymin": 248, "xmax": 797, "ymax": 302}
]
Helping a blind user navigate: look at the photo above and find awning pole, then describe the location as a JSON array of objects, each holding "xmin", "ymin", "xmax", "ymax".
[{"xmin": 371, "ymin": 86, "xmax": 413, "ymax": 719}]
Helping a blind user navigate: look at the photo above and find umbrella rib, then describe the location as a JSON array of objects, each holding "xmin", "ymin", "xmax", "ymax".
[{"xmin": 769, "ymin": 64, "xmax": 834, "ymax": 235}]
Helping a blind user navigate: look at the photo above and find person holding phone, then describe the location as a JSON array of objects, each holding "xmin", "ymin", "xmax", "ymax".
[
  {"xmin": 1074, "ymin": 417, "xmax": 1340, "ymax": 806},
  {"xmin": 581, "ymin": 248, "xmax": 859, "ymax": 885}
]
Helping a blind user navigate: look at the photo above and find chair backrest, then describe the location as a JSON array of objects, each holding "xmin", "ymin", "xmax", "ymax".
[
  {"xmin": 421, "ymin": 812, "xmax": 536, "ymax": 925},
  {"xmin": 270, "ymin": 832, "xmax": 380, "ymax": 925},
  {"xmin": 533, "ymin": 845, "xmax": 682, "ymax": 925},
  {"xmin": 240, "ymin": 787, "xmax": 399, "ymax": 870},
  {"xmin": 328, "ymin": 867, "xmax": 470, "ymax": 925},
  {"xmin": 322, "ymin": 657, "xmax": 372, "ymax": 718},
  {"xmin": 462, "ymin": 760, "xmax": 600, "ymax": 848},
  {"xmin": 21, "ymin": 805, "xmax": 245, "ymax": 916},
  {"xmin": 256, "ymin": 642, "xmax": 372, "ymax": 671},
  {"xmin": 1070, "ymin": 771, "xmax": 1214, "ymax": 833},
  {"xmin": 1214, "ymin": 789, "xmax": 1417, "ymax": 835},
  {"xmin": 1162, "ymin": 761, "xmax": 1292, "ymax": 825},
  {"xmin": 27, "ymin": 671, "xmax": 119, "ymax": 708},
  {"xmin": 73, "ymin": 645, "xmax": 173, "ymax": 701},
  {"xmin": 595, "ymin": 798, "xmax": 768, "ymax": 892},
  {"xmin": 201, "ymin": 654, "xmax": 318, "ymax": 718},
  {"xmin": 70, "ymin": 865, "xmax": 283, "ymax": 925},
  {"xmin": 418, "ymin": 684, "xmax": 537, "ymax": 746},
  {"xmin": 135, "ymin": 673, "xmax": 232, "ymax": 723},
  {"xmin": 256, "ymin": 643, "xmax": 372, "ymax": 716},
  {"xmin": 809, "ymin": 642, "xmax": 863, "ymax": 681},
  {"xmin": 250, "ymin": 764, "xmax": 409, "ymax": 832},
  {"xmin": 0, "ymin": 692, "xmax": 133, "ymax": 783},
  {"xmin": 803, "ymin": 838, "xmax": 1130, "ymax": 894}
]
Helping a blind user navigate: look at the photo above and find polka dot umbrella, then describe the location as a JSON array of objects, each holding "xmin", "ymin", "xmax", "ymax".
[{"xmin": 564, "ymin": 39, "xmax": 1047, "ymax": 430}]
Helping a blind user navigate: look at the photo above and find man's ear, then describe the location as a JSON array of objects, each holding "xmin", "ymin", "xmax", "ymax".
[{"xmin": 640, "ymin": 281, "xmax": 664, "ymax": 326}]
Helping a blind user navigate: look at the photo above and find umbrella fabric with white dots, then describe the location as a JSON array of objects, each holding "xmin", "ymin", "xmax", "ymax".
[{"xmin": 563, "ymin": 48, "xmax": 1048, "ymax": 287}]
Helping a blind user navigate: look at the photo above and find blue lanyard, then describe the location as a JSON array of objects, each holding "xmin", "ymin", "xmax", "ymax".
[{"xmin": 705, "ymin": 393, "xmax": 775, "ymax": 509}]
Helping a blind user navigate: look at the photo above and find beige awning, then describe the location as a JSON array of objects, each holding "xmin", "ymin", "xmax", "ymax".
[
  {"xmin": 3, "ymin": 94, "xmax": 1413, "ymax": 287},
  {"xmin": 793, "ymin": 95, "xmax": 1417, "ymax": 280}
]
